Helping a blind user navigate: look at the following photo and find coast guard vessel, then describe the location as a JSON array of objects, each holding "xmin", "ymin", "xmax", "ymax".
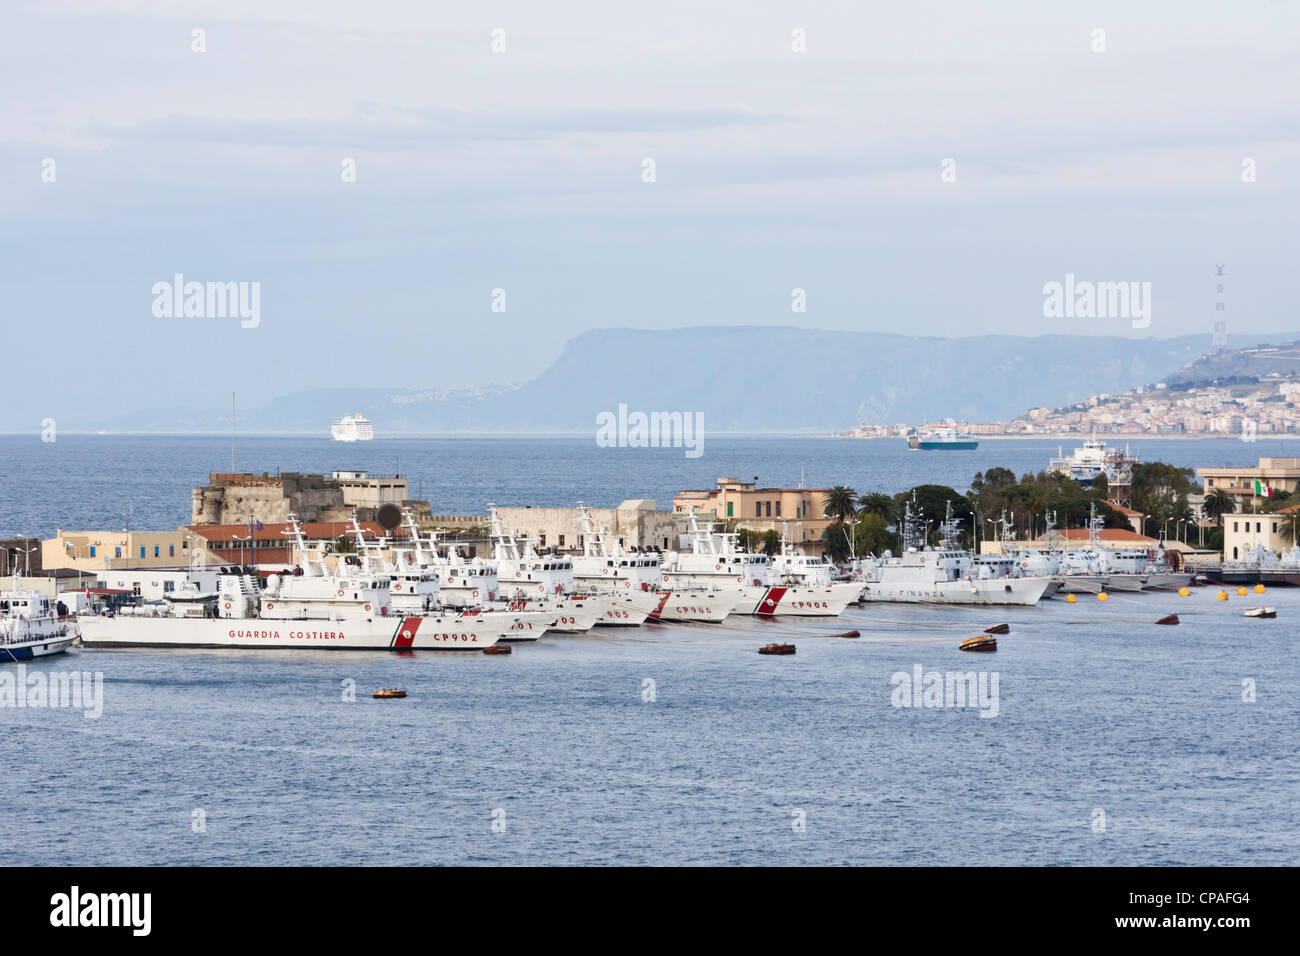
[
  {"xmin": 78, "ymin": 516, "xmax": 505, "ymax": 650},
  {"xmin": 1, "ymin": 586, "xmax": 81, "ymax": 661}
]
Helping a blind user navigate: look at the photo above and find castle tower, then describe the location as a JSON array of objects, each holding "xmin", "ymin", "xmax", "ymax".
[{"xmin": 1212, "ymin": 265, "xmax": 1227, "ymax": 354}]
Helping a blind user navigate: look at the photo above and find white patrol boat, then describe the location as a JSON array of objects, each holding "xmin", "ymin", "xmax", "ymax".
[
  {"xmin": 1, "ymin": 584, "xmax": 81, "ymax": 661},
  {"xmin": 347, "ymin": 517, "xmax": 441, "ymax": 614},
  {"xmin": 483, "ymin": 505, "xmax": 618, "ymax": 633},
  {"xmin": 858, "ymin": 501, "xmax": 1049, "ymax": 606},
  {"xmin": 567, "ymin": 503, "xmax": 665, "ymax": 625},
  {"xmin": 661, "ymin": 514, "xmax": 859, "ymax": 616},
  {"xmin": 78, "ymin": 516, "xmax": 503, "ymax": 651}
]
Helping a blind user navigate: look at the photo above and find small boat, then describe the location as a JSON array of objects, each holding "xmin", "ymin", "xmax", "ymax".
[
  {"xmin": 372, "ymin": 688, "xmax": 407, "ymax": 699},
  {"xmin": 960, "ymin": 635, "xmax": 998, "ymax": 652},
  {"xmin": 1, "ymin": 588, "xmax": 81, "ymax": 661},
  {"xmin": 1244, "ymin": 607, "xmax": 1277, "ymax": 619},
  {"xmin": 832, "ymin": 630, "xmax": 861, "ymax": 638},
  {"xmin": 983, "ymin": 623, "xmax": 1010, "ymax": 635},
  {"xmin": 758, "ymin": 642, "xmax": 796, "ymax": 655},
  {"xmin": 482, "ymin": 645, "xmax": 512, "ymax": 655},
  {"xmin": 1154, "ymin": 613, "xmax": 1180, "ymax": 626}
]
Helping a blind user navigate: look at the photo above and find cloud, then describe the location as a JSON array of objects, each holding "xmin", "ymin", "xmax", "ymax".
[{"xmin": 87, "ymin": 105, "xmax": 790, "ymax": 150}]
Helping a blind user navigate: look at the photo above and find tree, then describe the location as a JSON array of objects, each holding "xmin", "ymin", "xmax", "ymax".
[
  {"xmin": 892, "ymin": 485, "xmax": 973, "ymax": 546},
  {"xmin": 823, "ymin": 486, "xmax": 857, "ymax": 524},
  {"xmin": 762, "ymin": 529, "xmax": 781, "ymax": 556},
  {"xmin": 854, "ymin": 513, "xmax": 896, "ymax": 557},
  {"xmin": 822, "ymin": 524, "xmax": 853, "ymax": 563},
  {"xmin": 332, "ymin": 534, "xmax": 356, "ymax": 554},
  {"xmin": 857, "ymin": 491, "xmax": 894, "ymax": 522},
  {"xmin": 1201, "ymin": 489, "xmax": 1235, "ymax": 524},
  {"xmin": 969, "ymin": 467, "xmax": 1015, "ymax": 495}
]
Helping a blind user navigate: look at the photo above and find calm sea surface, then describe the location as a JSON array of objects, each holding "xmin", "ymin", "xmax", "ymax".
[{"xmin": 2, "ymin": 435, "xmax": 1297, "ymax": 865}]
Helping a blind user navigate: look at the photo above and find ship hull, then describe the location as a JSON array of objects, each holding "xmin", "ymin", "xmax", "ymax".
[
  {"xmin": 1056, "ymin": 575, "xmax": 1109, "ymax": 594},
  {"xmin": 460, "ymin": 609, "xmax": 552, "ymax": 642},
  {"xmin": 915, "ymin": 441, "xmax": 979, "ymax": 450},
  {"xmin": 860, "ymin": 576, "xmax": 1048, "ymax": 606},
  {"xmin": 1204, "ymin": 568, "xmax": 1300, "ymax": 587},
  {"xmin": 1141, "ymin": 572, "xmax": 1194, "ymax": 590},
  {"xmin": 0, "ymin": 634, "xmax": 82, "ymax": 660},
  {"xmin": 586, "ymin": 590, "xmax": 659, "ymax": 626},
  {"xmin": 78, "ymin": 615, "xmax": 499, "ymax": 650},
  {"xmin": 1103, "ymin": 574, "xmax": 1146, "ymax": 592},
  {"xmin": 729, "ymin": 582, "xmax": 860, "ymax": 616},
  {"xmin": 644, "ymin": 590, "xmax": 739, "ymax": 623}
]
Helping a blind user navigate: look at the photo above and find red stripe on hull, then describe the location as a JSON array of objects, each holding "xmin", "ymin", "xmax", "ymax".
[
  {"xmin": 648, "ymin": 591, "xmax": 672, "ymax": 620},
  {"xmin": 392, "ymin": 617, "xmax": 423, "ymax": 648},
  {"xmin": 755, "ymin": 587, "xmax": 787, "ymax": 616}
]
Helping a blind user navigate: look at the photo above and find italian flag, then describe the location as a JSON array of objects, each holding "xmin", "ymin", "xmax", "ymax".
[{"xmin": 1254, "ymin": 480, "xmax": 1273, "ymax": 498}]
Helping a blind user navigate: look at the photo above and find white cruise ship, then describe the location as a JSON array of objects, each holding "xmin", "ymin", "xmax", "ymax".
[{"xmin": 331, "ymin": 413, "xmax": 374, "ymax": 442}]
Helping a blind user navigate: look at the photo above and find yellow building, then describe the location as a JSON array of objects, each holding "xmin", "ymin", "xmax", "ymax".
[
  {"xmin": 1197, "ymin": 457, "xmax": 1300, "ymax": 511},
  {"xmin": 42, "ymin": 528, "xmax": 208, "ymax": 572},
  {"xmin": 673, "ymin": 477, "xmax": 835, "ymax": 550}
]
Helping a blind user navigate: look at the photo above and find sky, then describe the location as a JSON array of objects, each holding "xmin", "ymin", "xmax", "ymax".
[{"xmin": 3, "ymin": 0, "xmax": 1298, "ymax": 428}]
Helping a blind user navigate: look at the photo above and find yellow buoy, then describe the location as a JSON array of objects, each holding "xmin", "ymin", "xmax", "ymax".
[
  {"xmin": 1178, "ymin": 587, "xmax": 1190, "ymax": 597},
  {"xmin": 1066, "ymin": 593, "xmax": 1077, "ymax": 603},
  {"xmin": 1255, "ymin": 584, "xmax": 1266, "ymax": 594},
  {"xmin": 1098, "ymin": 592, "xmax": 1109, "ymax": 601},
  {"xmin": 1218, "ymin": 591, "xmax": 1228, "ymax": 601},
  {"xmin": 1237, "ymin": 587, "xmax": 1248, "ymax": 596}
]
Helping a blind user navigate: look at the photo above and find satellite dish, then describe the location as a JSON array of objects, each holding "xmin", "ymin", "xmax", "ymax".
[{"xmin": 376, "ymin": 504, "xmax": 402, "ymax": 532}]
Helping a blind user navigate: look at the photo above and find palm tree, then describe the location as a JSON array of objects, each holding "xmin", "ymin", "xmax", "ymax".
[
  {"xmin": 823, "ymin": 486, "xmax": 857, "ymax": 524},
  {"xmin": 1202, "ymin": 489, "xmax": 1236, "ymax": 524},
  {"xmin": 857, "ymin": 491, "xmax": 893, "ymax": 522}
]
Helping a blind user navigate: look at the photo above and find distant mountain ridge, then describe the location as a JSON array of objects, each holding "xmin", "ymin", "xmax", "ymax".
[
  {"xmin": 78, "ymin": 327, "xmax": 1300, "ymax": 434},
  {"xmin": 1165, "ymin": 340, "xmax": 1300, "ymax": 385}
]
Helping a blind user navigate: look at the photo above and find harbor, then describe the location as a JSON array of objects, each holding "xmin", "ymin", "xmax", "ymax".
[
  {"xmin": 4, "ymin": 432, "xmax": 1298, "ymax": 869},
  {"xmin": 7, "ymin": 577, "xmax": 1297, "ymax": 867}
]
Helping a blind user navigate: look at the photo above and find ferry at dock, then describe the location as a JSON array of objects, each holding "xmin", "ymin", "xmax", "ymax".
[{"xmin": 1048, "ymin": 439, "xmax": 1138, "ymax": 487}]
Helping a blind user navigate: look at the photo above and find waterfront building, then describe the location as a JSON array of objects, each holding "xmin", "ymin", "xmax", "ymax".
[
  {"xmin": 672, "ymin": 477, "xmax": 835, "ymax": 551},
  {"xmin": 191, "ymin": 471, "xmax": 417, "ymax": 526},
  {"xmin": 1222, "ymin": 507, "xmax": 1300, "ymax": 561},
  {"xmin": 41, "ymin": 529, "xmax": 201, "ymax": 572},
  {"xmin": 1197, "ymin": 458, "xmax": 1300, "ymax": 511},
  {"xmin": 493, "ymin": 501, "xmax": 677, "ymax": 553},
  {"xmin": 186, "ymin": 520, "xmax": 392, "ymax": 566}
]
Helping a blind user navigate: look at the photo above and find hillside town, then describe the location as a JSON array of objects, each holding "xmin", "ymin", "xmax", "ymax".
[{"xmin": 837, "ymin": 371, "xmax": 1300, "ymax": 439}]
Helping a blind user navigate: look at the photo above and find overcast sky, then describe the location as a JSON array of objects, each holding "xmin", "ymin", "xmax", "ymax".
[{"xmin": 3, "ymin": 0, "xmax": 1298, "ymax": 427}]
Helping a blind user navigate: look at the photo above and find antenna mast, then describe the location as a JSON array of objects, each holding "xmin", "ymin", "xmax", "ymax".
[{"xmin": 1213, "ymin": 265, "xmax": 1228, "ymax": 354}]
